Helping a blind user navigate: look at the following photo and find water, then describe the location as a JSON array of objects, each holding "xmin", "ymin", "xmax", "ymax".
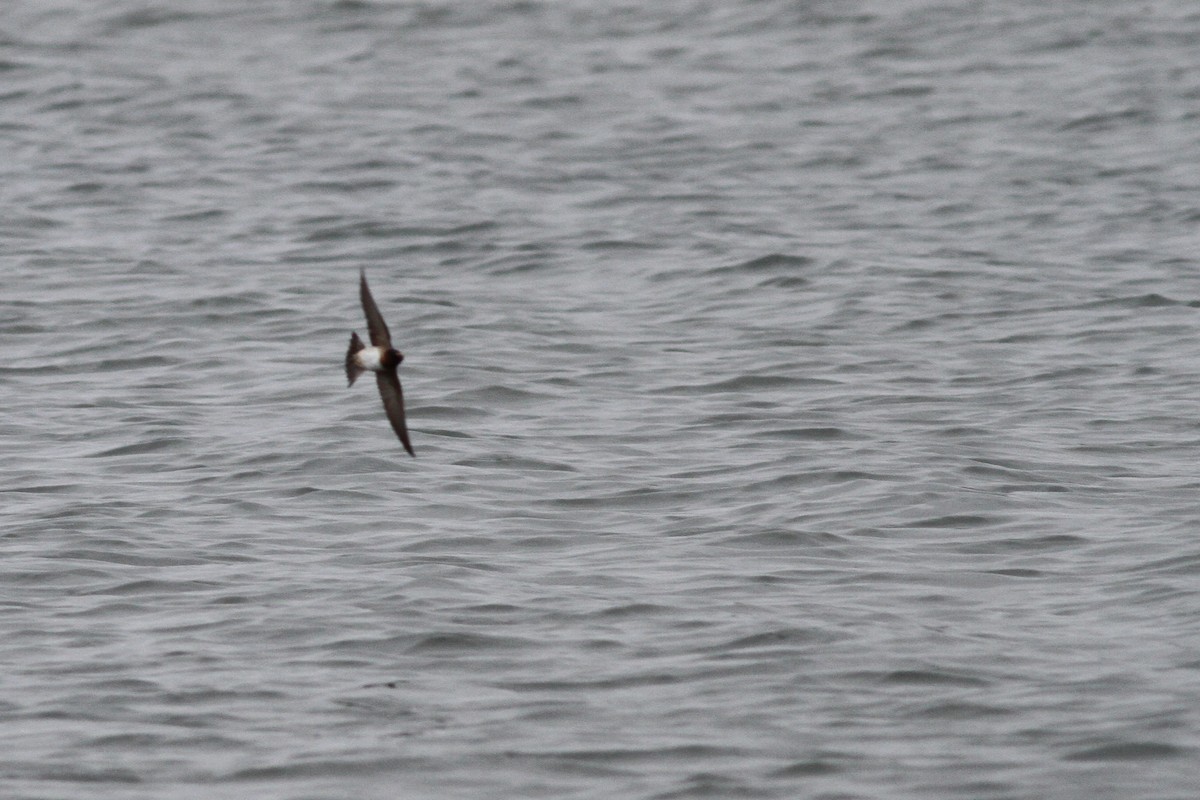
[{"xmin": 3, "ymin": 1, "xmax": 1200, "ymax": 797}]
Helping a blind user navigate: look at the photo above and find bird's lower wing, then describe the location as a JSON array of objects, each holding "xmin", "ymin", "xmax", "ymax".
[{"xmin": 376, "ymin": 370, "xmax": 415, "ymax": 456}]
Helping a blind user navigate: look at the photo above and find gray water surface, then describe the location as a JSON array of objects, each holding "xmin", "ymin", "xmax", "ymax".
[{"xmin": 4, "ymin": 1, "xmax": 1200, "ymax": 798}]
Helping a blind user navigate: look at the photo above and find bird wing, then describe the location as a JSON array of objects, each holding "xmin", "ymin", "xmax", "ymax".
[
  {"xmin": 360, "ymin": 269, "xmax": 392, "ymax": 348},
  {"xmin": 376, "ymin": 369, "xmax": 415, "ymax": 456}
]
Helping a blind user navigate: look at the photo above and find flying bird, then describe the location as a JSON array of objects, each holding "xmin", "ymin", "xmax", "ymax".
[{"xmin": 346, "ymin": 270, "xmax": 415, "ymax": 456}]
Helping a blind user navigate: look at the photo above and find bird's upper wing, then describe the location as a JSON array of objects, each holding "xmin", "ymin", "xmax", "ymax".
[
  {"xmin": 376, "ymin": 369, "xmax": 415, "ymax": 456},
  {"xmin": 360, "ymin": 270, "xmax": 392, "ymax": 348}
]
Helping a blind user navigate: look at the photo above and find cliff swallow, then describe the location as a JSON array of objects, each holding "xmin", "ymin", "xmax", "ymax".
[{"xmin": 346, "ymin": 270, "xmax": 415, "ymax": 456}]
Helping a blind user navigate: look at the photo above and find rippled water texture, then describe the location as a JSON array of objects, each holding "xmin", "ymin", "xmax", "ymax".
[{"xmin": 4, "ymin": 1, "xmax": 1200, "ymax": 798}]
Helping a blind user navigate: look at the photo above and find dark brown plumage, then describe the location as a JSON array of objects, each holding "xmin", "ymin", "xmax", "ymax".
[{"xmin": 347, "ymin": 270, "xmax": 415, "ymax": 456}]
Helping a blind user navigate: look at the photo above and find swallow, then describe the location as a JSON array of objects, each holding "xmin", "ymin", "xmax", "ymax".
[{"xmin": 346, "ymin": 269, "xmax": 415, "ymax": 456}]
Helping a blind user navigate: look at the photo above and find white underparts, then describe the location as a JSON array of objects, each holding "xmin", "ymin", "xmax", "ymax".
[{"xmin": 355, "ymin": 346, "xmax": 385, "ymax": 372}]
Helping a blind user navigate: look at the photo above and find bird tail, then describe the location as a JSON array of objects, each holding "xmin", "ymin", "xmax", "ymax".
[{"xmin": 346, "ymin": 331, "xmax": 366, "ymax": 386}]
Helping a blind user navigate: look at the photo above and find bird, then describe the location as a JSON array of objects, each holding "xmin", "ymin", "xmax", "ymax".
[{"xmin": 346, "ymin": 270, "xmax": 415, "ymax": 456}]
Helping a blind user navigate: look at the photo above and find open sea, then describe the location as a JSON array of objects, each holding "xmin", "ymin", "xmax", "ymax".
[{"xmin": 4, "ymin": 1, "xmax": 1200, "ymax": 798}]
